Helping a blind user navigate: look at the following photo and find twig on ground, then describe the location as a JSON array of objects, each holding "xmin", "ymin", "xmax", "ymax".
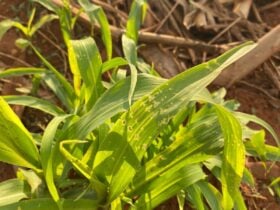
[
  {"xmin": 259, "ymin": 0, "xmax": 280, "ymax": 12},
  {"xmin": 159, "ymin": 0, "xmax": 182, "ymax": 36},
  {"xmin": 137, "ymin": 31, "xmax": 222, "ymax": 52},
  {"xmin": 0, "ymin": 52, "xmax": 31, "ymax": 67},
  {"xmin": 264, "ymin": 59, "xmax": 280, "ymax": 90},
  {"xmin": 0, "ymin": 78, "xmax": 23, "ymax": 87},
  {"xmin": 233, "ymin": 0, "xmax": 252, "ymax": 19},
  {"xmin": 91, "ymin": 0, "xmax": 128, "ymax": 20},
  {"xmin": 146, "ymin": 6, "xmax": 161, "ymax": 23},
  {"xmin": 154, "ymin": 1, "xmax": 179, "ymax": 33},
  {"xmin": 251, "ymin": 3, "xmax": 263, "ymax": 23},
  {"xmin": 208, "ymin": 17, "xmax": 242, "ymax": 44},
  {"xmin": 237, "ymin": 80, "xmax": 280, "ymax": 109},
  {"xmin": 51, "ymin": 0, "xmax": 224, "ymax": 53},
  {"xmin": 37, "ymin": 30, "xmax": 68, "ymax": 73}
]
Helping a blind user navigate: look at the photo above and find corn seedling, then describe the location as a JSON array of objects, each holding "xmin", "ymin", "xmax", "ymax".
[{"xmin": 0, "ymin": 0, "xmax": 279, "ymax": 209}]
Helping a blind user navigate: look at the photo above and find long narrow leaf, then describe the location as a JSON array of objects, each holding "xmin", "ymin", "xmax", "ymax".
[
  {"xmin": 59, "ymin": 140, "xmax": 92, "ymax": 180},
  {"xmin": 215, "ymin": 105, "xmax": 245, "ymax": 209},
  {"xmin": 0, "ymin": 97, "xmax": 41, "ymax": 170},
  {"xmin": 245, "ymin": 143, "xmax": 280, "ymax": 161},
  {"xmin": 186, "ymin": 184, "xmax": 205, "ymax": 210},
  {"xmin": 101, "ymin": 57, "xmax": 128, "ymax": 73},
  {"xmin": 0, "ymin": 198, "xmax": 99, "ymax": 210},
  {"xmin": 3, "ymin": 95, "xmax": 65, "ymax": 116},
  {"xmin": 126, "ymin": 0, "xmax": 147, "ymax": 42},
  {"xmin": 62, "ymin": 74, "xmax": 166, "ymax": 139},
  {"xmin": 0, "ymin": 179, "xmax": 30, "ymax": 207},
  {"xmin": 0, "ymin": 20, "xmax": 18, "ymax": 40},
  {"xmin": 0, "ymin": 67, "xmax": 46, "ymax": 78},
  {"xmin": 31, "ymin": 0, "xmax": 58, "ymax": 12},
  {"xmin": 70, "ymin": 37, "xmax": 103, "ymax": 109},
  {"xmin": 197, "ymin": 181, "xmax": 223, "ymax": 210},
  {"xmin": 124, "ymin": 0, "xmax": 147, "ymax": 104},
  {"xmin": 59, "ymin": 140, "xmax": 107, "ymax": 200},
  {"xmin": 122, "ymin": 35, "xmax": 138, "ymax": 105},
  {"xmin": 78, "ymin": 0, "xmax": 112, "ymax": 59},
  {"xmin": 0, "ymin": 19, "xmax": 27, "ymax": 38},
  {"xmin": 41, "ymin": 115, "xmax": 71, "ymax": 204},
  {"xmin": 236, "ymin": 112, "xmax": 280, "ymax": 146},
  {"xmin": 32, "ymin": 46, "xmax": 75, "ymax": 110},
  {"xmin": 30, "ymin": 14, "xmax": 58, "ymax": 36}
]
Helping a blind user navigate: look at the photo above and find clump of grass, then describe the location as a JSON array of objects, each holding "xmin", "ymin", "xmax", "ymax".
[{"xmin": 0, "ymin": 0, "xmax": 279, "ymax": 209}]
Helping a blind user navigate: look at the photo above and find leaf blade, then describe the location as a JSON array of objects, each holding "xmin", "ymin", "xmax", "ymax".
[
  {"xmin": 41, "ymin": 115, "xmax": 72, "ymax": 203},
  {"xmin": 70, "ymin": 37, "xmax": 103, "ymax": 109},
  {"xmin": 0, "ymin": 67, "xmax": 46, "ymax": 78},
  {"xmin": 78, "ymin": 0, "xmax": 112, "ymax": 59},
  {"xmin": 0, "ymin": 179, "xmax": 30, "ymax": 207},
  {"xmin": 63, "ymin": 74, "xmax": 166, "ymax": 139},
  {"xmin": 3, "ymin": 95, "xmax": 65, "ymax": 116},
  {"xmin": 0, "ymin": 97, "xmax": 40, "ymax": 170},
  {"xmin": 214, "ymin": 105, "xmax": 245, "ymax": 209}
]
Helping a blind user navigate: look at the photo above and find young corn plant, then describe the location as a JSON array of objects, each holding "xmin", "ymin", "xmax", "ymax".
[{"xmin": 0, "ymin": 0, "xmax": 279, "ymax": 209}]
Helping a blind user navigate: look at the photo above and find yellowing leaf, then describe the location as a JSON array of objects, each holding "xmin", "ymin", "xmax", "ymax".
[{"xmin": 0, "ymin": 97, "xmax": 40, "ymax": 170}]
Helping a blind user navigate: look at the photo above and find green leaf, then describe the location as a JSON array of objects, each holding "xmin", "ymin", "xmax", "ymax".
[
  {"xmin": 56, "ymin": 2, "xmax": 73, "ymax": 45},
  {"xmin": 0, "ymin": 19, "xmax": 27, "ymax": 39},
  {"xmin": 101, "ymin": 57, "xmax": 128, "ymax": 73},
  {"xmin": 122, "ymin": 35, "xmax": 138, "ymax": 105},
  {"xmin": 248, "ymin": 130, "xmax": 266, "ymax": 160},
  {"xmin": 110, "ymin": 197, "xmax": 123, "ymax": 210},
  {"xmin": 129, "ymin": 115, "xmax": 222, "ymax": 197},
  {"xmin": 0, "ymin": 20, "xmax": 14, "ymax": 40},
  {"xmin": 63, "ymin": 74, "xmax": 166, "ymax": 139},
  {"xmin": 67, "ymin": 41, "xmax": 81, "ymax": 96},
  {"xmin": 122, "ymin": 35, "xmax": 137, "ymax": 65},
  {"xmin": 234, "ymin": 190, "xmax": 246, "ymax": 210},
  {"xmin": 197, "ymin": 181, "xmax": 222, "ymax": 210},
  {"xmin": 27, "ymin": 8, "xmax": 36, "ymax": 34},
  {"xmin": 59, "ymin": 140, "xmax": 107, "ymax": 201},
  {"xmin": 177, "ymin": 190, "xmax": 186, "ymax": 210},
  {"xmin": 214, "ymin": 105, "xmax": 245, "ymax": 210},
  {"xmin": 245, "ymin": 143, "xmax": 280, "ymax": 161},
  {"xmin": 30, "ymin": 14, "xmax": 58, "ymax": 37},
  {"xmin": 59, "ymin": 140, "xmax": 92, "ymax": 180},
  {"xmin": 126, "ymin": 0, "xmax": 147, "ymax": 42},
  {"xmin": 186, "ymin": 184, "xmax": 204, "ymax": 210},
  {"xmin": 0, "ymin": 198, "xmax": 99, "ymax": 210},
  {"xmin": 3, "ymin": 95, "xmax": 65, "ymax": 116},
  {"xmin": 134, "ymin": 165, "xmax": 205, "ymax": 209},
  {"xmin": 15, "ymin": 38, "xmax": 30, "ymax": 50},
  {"xmin": 41, "ymin": 115, "xmax": 72, "ymax": 204},
  {"xmin": 32, "ymin": 46, "xmax": 75, "ymax": 110},
  {"xmin": 0, "ymin": 67, "xmax": 46, "ymax": 78},
  {"xmin": 113, "ymin": 69, "xmax": 127, "ymax": 83},
  {"xmin": 70, "ymin": 37, "xmax": 103, "ymax": 109},
  {"xmin": 242, "ymin": 168, "xmax": 255, "ymax": 187},
  {"xmin": 78, "ymin": 0, "xmax": 112, "ymax": 59},
  {"xmin": 0, "ymin": 179, "xmax": 30, "ymax": 207},
  {"xmin": 264, "ymin": 145, "xmax": 280, "ymax": 161},
  {"xmin": 0, "ymin": 97, "xmax": 41, "ymax": 170},
  {"xmin": 31, "ymin": 0, "xmax": 58, "ymax": 12},
  {"xmin": 123, "ymin": 0, "xmax": 149, "ymax": 105},
  {"xmin": 236, "ymin": 112, "xmax": 280, "ymax": 146},
  {"xmin": 18, "ymin": 169, "xmax": 42, "ymax": 195}
]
